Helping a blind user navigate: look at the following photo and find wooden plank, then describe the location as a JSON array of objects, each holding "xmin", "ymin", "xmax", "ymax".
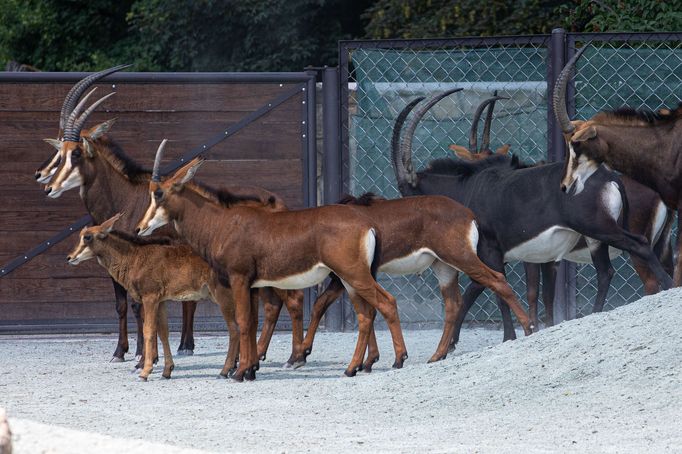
[
  {"xmin": 0, "ymin": 252, "xmax": 108, "ymax": 279},
  {"xmin": 0, "ymin": 83, "xmax": 304, "ymax": 112},
  {"xmin": 0, "ymin": 300, "xmax": 224, "ymax": 322}
]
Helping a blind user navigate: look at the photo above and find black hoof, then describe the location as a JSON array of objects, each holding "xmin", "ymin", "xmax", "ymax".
[
  {"xmin": 112, "ymin": 346, "xmax": 127, "ymax": 360},
  {"xmin": 344, "ymin": 367, "xmax": 358, "ymax": 377},
  {"xmin": 227, "ymin": 367, "xmax": 237, "ymax": 378},
  {"xmin": 244, "ymin": 366, "xmax": 257, "ymax": 381},
  {"xmin": 177, "ymin": 349, "xmax": 194, "ymax": 356},
  {"xmin": 253, "ymin": 362, "xmax": 260, "ymax": 372},
  {"xmin": 392, "ymin": 353, "xmax": 408, "ymax": 369},
  {"xmin": 291, "ymin": 359, "xmax": 306, "ymax": 369},
  {"xmin": 303, "ymin": 347, "xmax": 312, "ymax": 359},
  {"xmin": 231, "ymin": 373, "xmax": 244, "ymax": 383},
  {"xmin": 110, "ymin": 356, "xmax": 124, "ymax": 363},
  {"xmin": 162, "ymin": 364, "xmax": 175, "ymax": 379}
]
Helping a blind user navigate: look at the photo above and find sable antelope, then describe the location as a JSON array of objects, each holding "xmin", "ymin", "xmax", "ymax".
[
  {"xmin": 300, "ymin": 192, "xmax": 533, "ymax": 366},
  {"xmin": 392, "ymin": 89, "xmax": 672, "ymax": 345},
  {"xmin": 137, "ymin": 141, "xmax": 409, "ymax": 381},
  {"xmin": 66, "ymin": 214, "xmax": 240, "ymax": 380},
  {"xmin": 42, "ymin": 95, "xmax": 307, "ymax": 366},
  {"xmin": 553, "ymin": 47, "xmax": 682, "ymax": 285},
  {"xmin": 452, "ymin": 96, "xmax": 674, "ymax": 325}
]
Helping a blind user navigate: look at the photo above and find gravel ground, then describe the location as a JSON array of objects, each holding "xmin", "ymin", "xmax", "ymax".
[{"xmin": 1, "ymin": 289, "xmax": 681, "ymax": 453}]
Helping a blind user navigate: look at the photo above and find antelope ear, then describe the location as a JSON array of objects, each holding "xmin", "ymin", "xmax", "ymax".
[
  {"xmin": 99, "ymin": 212, "xmax": 124, "ymax": 235},
  {"xmin": 450, "ymin": 145, "xmax": 474, "ymax": 160},
  {"xmin": 172, "ymin": 157, "xmax": 205, "ymax": 185},
  {"xmin": 43, "ymin": 138, "xmax": 62, "ymax": 150},
  {"xmin": 496, "ymin": 144, "xmax": 510, "ymax": 155},
  {"xmin": 572, "ymin": 125, "xmax": 597, "ymax": 142},
  {"xmin": 83, "ymin": 138, "xmax": 95, "ymax": 157},
  {"xmin": 84, "ymin": 118, "xmax": 117, "ymax": 140}
]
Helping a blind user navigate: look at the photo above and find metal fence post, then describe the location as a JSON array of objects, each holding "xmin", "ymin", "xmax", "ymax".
[
  {"xmin": 548, "ymin": 28, "xmax": 577, "ymax": 323},
  {"xmin": 322, "ymin": 66, "xmax": 345, "ymax": 331}
]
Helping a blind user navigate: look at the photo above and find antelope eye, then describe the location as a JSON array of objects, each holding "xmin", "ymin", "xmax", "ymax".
[
  {"xmin": 72, "ymin": 149, "xmax": 82, "ymax": 159},
  {"xmin": 154, "ymin": 189, "xmax": 164, "ymax": 200},
  {"xmin": 83, "ymin": 234, "xmax": 93, "ymax": 242}
]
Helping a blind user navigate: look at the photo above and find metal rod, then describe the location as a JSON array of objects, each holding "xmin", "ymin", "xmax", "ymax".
[{"xmin": 322, "ymin": 67, "xmax": 344, "ymax": 332}]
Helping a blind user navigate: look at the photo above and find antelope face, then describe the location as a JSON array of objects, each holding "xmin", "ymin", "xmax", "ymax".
[
  {"xmin": 560, "ymin": 125, "xmax": 600, "ymax": 195},
  {"xmin": 35, "ymin": 139, "xmax": 63, "ymax": 183},
  {"xmin": 44, "ymin": 141, "xmax": 86, "ymax": 198},
  {"xmin": 137, "ymin": 182, "xmax": 170, "ymax": 236},
  {"xmin": 67, "ymin": 213, "xmax": 122, "ymax": 264},
  {"xmin": 67, "ymin": 228, "xmax": 96, "ymax": 265}
]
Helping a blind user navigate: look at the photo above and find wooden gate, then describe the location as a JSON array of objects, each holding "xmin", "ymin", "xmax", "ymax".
[{"xmin": 0, "ymin": 71, "xmax": 316, "ymax": 333}]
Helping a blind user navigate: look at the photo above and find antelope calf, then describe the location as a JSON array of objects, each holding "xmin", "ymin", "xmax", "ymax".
[
  {"xmin": 137, "ymin": 141, "xmax": 408, "ymax": 380},
  {"xmin": 67, "ymin": 214, "xmax": 240, "ymax": 381},
  {"xmin": 301, "ymin": 193, "xmax": 534, "ymax": 367}
]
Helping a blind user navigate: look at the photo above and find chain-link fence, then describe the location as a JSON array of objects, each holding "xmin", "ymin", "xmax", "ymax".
[
  {"xmin": 568, "ymin": 33, "xmax": 682, "ymax": 316},
  {"xmin": 338, "ymin": 32, "xmax": 682, "ymax": 330}
]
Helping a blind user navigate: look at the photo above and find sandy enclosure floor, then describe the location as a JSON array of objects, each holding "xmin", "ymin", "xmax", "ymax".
[{"xmin": 1, "ymin": 289, "xmax": 681, "ymax": 453}]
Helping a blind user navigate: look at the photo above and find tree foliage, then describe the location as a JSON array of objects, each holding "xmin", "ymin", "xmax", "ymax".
[
  {"xmin": 0, "ymin": 0, "xmax": 135, "ymax": 71},
  {"xmin": 0, "ymin": 0, "xmax": 370, "ymax": 71},
  {"xmin": 0, "ymin": 0, "xmax": 679, "ymax": 71},
  {"xmin": 559, "ymin": 0, "xmax": 682, "ymax": 32},
  {"xmin": 363, "ymin": 0, "xmax": 566, "ymax": 39}
]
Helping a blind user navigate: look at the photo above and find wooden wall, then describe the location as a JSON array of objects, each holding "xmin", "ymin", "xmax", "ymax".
[{"xmin": 0, "ymin": 74, "xmax": 309, "ymax": 333}]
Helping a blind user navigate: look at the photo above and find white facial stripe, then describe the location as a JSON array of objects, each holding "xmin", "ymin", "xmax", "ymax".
[
  {"xmin": 571, "ymin": 154, "xmax": 599, "ymax": 195},
  {"xmin": 69, "ymin": 241, "xmax": 94, "ymax": 265},
  {"xmin": 48, "ymin": 166, "xmax": 82, "ymax": 198},
  {"xmin": 48, "ymin": 149, "xmax": 83, "ymax": 197},
  {"xmin": 37, "ymin": 152, "xmax": 61, "ymax": 183},
  {"xmin": 562, "ymin": 144, "xmax": 578, "ymax": 191},
  {"xmin": 139, "ymin": 199, "xmax": 168, "ymax": 236}
]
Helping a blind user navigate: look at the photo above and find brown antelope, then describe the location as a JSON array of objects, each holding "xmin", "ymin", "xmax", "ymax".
[
  {"xmin": 452, "ymin": 96, "xmax": 674, "ymax": 325},
  {"xmin": 66, "ymin": 213, "xmax": 240, "ymax": 380},
  {"xmin": 553, "ymin": 47, "xmax": 682, "ymax": 284},
  {"xmin": 137, "ymin": 141, "xmax": 410, "ymax": 381},
  {"xmin": 300, "ymin": 193, "xmax": 534, "ymax": 367},
  {"xmin": 42, "ymin": 77, "xmax": 307, "ymax": 367}
]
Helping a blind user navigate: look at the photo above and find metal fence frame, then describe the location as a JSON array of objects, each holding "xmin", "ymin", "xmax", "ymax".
[{"xmin": 329, "ymin": 28, "xmax": 682, "ymax": 331}]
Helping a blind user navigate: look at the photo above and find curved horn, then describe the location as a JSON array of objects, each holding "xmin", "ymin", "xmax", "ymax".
[
  {"xmin": 400, "ymin": 88, "xmax": 463, "ymax": 187},
  {"xmin": 64, "ymin": 87, "xmax": 98, "ymax": 131},
  {"xmin": 391, "ymin": 97, "xmax": 424, "ymax": 193},
  {"xmin": 59, "ymin": 64, "xmax": 132, "ymax": 136},
  {"xmin": 62, "ymin": 92, "xmax": 116, "ymax": 142},
  {"xmin": 469, "ymin": 93, "xmax": 508, "ymax": 153},
  {"xmin": 552, "ymin": 46, "xmax": 588, "ymax": 135},
  {"xmin": 152, "ymin": 139, "xmax": 168, "ymax": 182},
  {"xmin": 481, "ymin": 92, "xmax": 509, "ymax": 153}
]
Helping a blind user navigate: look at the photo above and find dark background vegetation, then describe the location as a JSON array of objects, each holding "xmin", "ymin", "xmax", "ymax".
[{"xmin": 1, "ymin": 0, "xmax": 680, "ymax": 72}]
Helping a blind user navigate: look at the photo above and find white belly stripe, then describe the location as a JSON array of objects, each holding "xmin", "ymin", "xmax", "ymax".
[
  {"xmin": 504, "ymin": 226, "xmax": 581, "ymax": 263},
  {"xmin": 252, "ymin": 263, "xmax": 332, "ymax": 289},
  {"xmin": 378, "ymin": 248, "xmax": 438, "ymax": 275}
]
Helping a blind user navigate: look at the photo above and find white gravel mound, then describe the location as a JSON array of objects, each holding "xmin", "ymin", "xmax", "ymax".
[{"xmin": 1, "ymin": 288, "xmax": 680, "ymax": 453}]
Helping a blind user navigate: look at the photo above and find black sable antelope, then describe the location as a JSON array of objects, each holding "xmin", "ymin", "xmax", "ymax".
[
  {"xmin": 392, "ymin": 89, "xmax": 672, "ymax": 344},
  {"xmin": 137, "ymin": 141, "xmax": 408, "ymax": 381},
  {"xmin": 299, "ymin": 192, "xmax": 533, "ymax": 367},
  {"xmin": 553, "ymin": 46, "xmax": 682, "ymax": 285},
  {"xmin": 452, "ymin": 97, "xmax": 674, "ymax": 326}
]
